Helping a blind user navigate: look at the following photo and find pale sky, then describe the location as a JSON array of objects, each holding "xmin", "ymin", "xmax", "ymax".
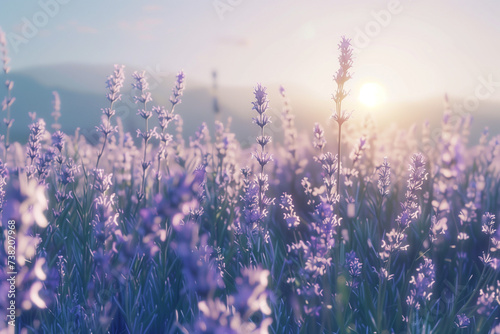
[{"xmin": 1, "ymin": 0, "xmax": 500, "ymax": 104}]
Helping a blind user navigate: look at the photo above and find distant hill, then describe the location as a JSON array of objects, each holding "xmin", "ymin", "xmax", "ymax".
[{"xmin": 1, "ymin": 64, "xmax": 498, "ymax": 147}]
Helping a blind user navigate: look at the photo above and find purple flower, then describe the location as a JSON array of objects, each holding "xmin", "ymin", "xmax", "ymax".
[
  {"xmin": 280, "ymin": 192, "xmax": 300, "ymax": 229},
  {"xmin": 170, "ymin": 70, "xmax": 185, "ymax": 107},
  {"xmin": 318, "ymin": 152, "xmax": 340, "ymax": 206},
  {"xmin": 345, "ymin": 251, "xmax": 362, "ymax": 278},
  {"xmin": 132, "ymin": 71, "xmax": 149, "ymax": 92},
  {"xmin": 380, "ymin": 229, "xmax": 408, "ymax": 260},
  {"xmin": 248, "ymin": 84, "xmax": 274, "ymax": 229},
  {"xmin": 136, "ymin": 127, "xmax": 158, "ymax": 141},
  {"xmin": 313, "ymin": 123, "xmax": 326, "ymax": 152},
  {"xmin": 396, "ymin": 153, "xmax": 427, "ymax": 228},
  {"xmin": 377, "ymin": 157, "xmax": 391, "ymax": 197},
  {"xmin": 51, "ymin": 131, "xmax": 65, "ymax": 152},
  {"xmin": 153, "ymin": 105, "xmax": 177, "ymax": 131},
  {"xmin": 231, "ymin": 267, "xmax": 272, "ymax": 316},
  {"xmin": 137, "ymin": 109, "xmax": 153, "ymax": 120},
  {"xmin": 96, "ymin": 116, "xmax": 118, "ymax": 136},
  {"xmin": 92, "ymin": 169, "xmax": 113, "ymax": 193},
  {"xmin": 59, "ymin": 159, "xmax": 80, "ymax": 185},
  {"xmin": 482, "ymin": 212, "xmax": 496, "ymax": 236},
  {"xmin": 252, "ymin": 150, "xmax": 273, "ymax": 169},
  {"xmin": 406, "ymin": 257, "xmax": 435, "ymax": 310},
  {"xmin": 476, "ymin": 283, "xmax": 498, "ymax": 316},
  {"xmin": 132, "ymin": 71, "xmax": 152, "ymax": 106},
  {"xmin": 429, "ymin": 215, "xmax": 448, "ymax": 242},
  {"xmin": 349, "ymin": 136, "xmax": 368, "ymax": 166},
  {"xmin": 332, "ymin": 36, "xmax": 354, "ymax": 125},
  {"xmin": 240, "ymin": 168, "xmax": 263, "ymax": 231},
  {"xmin": 455, "ymin": 313, "xmax": 470, "ymax": 328},
  {"xmin": 106, "ymin": 64, "xmax": 125, "ymax": 103},
  {"xmin": 26, "ymin": 119, "xmax": 46, "ymax": 162}
]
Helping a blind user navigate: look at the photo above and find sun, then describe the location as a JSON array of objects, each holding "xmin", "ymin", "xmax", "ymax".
[{"xmin": 358, "ymin": 82, "xmax": 387, "ymax": 107}]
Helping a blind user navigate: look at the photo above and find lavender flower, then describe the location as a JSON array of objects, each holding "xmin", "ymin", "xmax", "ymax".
[
  {"xmin": 379, "ymin": 228, "xmax": 408, "ymax": 260},
  {"xmin": 96, "ymin": 65, "xmax": 125, "ymax": 169},
  {"xmin": 454, "ymin": 313, "xmax": 470, "ymax": 328},
  {"xmin": 280, "ymin": 192, "xmax": 300, "ymax": 229},
  {"xmin": 106, "ymin": 64, "xmax": 125, "ymax": 103},
  {"xmin": 26, "ymin": 119, "xmax": 46, "ymax": 179},
  {"xmin": 378, "ymin": 157, "xmax": 391, "ymax": 197},
  {"xmin": 331, "ymin": 36, "xmax": 354, "ymax": 202},
  {"xmin": 170, "ymin": 70, "xmax": 185, "ymax": 108},
  {"xmin": 318, "ymin": 152, "xmax": 339, "ymax": 206},
  {"xmin": 345, "ymin": 251, "xmax": 362, "ymax": 287},
  {"xmin": 252, "ymin": 84, "xmax": 273, "ymax": 169},
  {"xmin": 406, "ymin": 257, "xmax": 435, "ymax": 310},
  {"xmin": 349, "ymin": 136, "xmax": 368, "ymax": 167},
  {"xmin": 51, "ymin": 130, "xmax": 65, "ymax": 153},
  {"xmin": 59, "ymin": 158, "xmax": 80, "ymax": 186},
  {"xmin": 313, "ymin": 122, "xmax": 326, "ymax": 154},
  {"xmin": 154, "ymin": 105, "xmax": 177, "ymax": 132},
  {"xmin": 240, "ymin": 167, "xmax": 263, "ymax": 232},
  {"xmin": 396, "ymin": 153, "xmax": 427, "ymax": 228},
  {"xmin": 482, "ymin": 212, "xmax": 496, "ymax": 236},
  {"xmin": 137, "ymin": 108, "xmax": 153, "ymax": 120},
  {"xmin": 92, "ymin": 168, "xmax": 113, "ymax": 193},
  {"xmin": 476, "ymin": 283, "xmax": 498, "ymax": 316},
  {"xmin": 429, "ymin": 215, "xmax": 448, "ymax": 242},
  {"xmin": 195, "ymin": 267, "xmax": 272, "ymax": 333},
  {"xmin": 332, "ymin": 58, "xmax": 353, "ymax": 123},
  {"xmin": 232, "ymin": 267, "xmax": 272, "ymax": 316},
  {"xmin": 251, "ymin": 84, "xmax": 274, "ymax": 223},
  {"xmin": 133, "ymin": 70, "xmax": 155, "ymax": 200}
]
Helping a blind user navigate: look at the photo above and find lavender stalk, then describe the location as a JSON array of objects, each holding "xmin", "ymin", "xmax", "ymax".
[{"xmin": 331, "ymin": 36, "xmax": 354, "ymax": 207}]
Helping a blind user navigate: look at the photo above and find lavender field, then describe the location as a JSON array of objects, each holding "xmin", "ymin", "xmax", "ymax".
[{"xmin": 1, "ymin": 2, "xmax": 500, "ymax": 334}]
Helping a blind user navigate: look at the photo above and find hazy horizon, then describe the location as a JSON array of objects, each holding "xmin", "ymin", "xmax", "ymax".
[{"xmin": 1, "ymin": 0, "xmax": 500, "ymax": 105}]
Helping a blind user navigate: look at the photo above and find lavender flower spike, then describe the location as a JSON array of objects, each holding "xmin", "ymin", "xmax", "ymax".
[
  {"xmin": 251, "ymin": 84, "xmax": 274, "ymax": 221},
  {"xmin": 406, "ymin": 257, "xmax": 435, "ymax": 310},
  {"xmin": 280, "ymin": 192, "xmax": 300, "ymax": 229},
  {"xmin": 106, "ymin": 64, "xmax": 125, "ymax": 103},
  {"xmin": 332, "ymin": 36, "xmax": 354, "ymax": 125},
  {"xmin": 331, "ymin": 36, "xmax": 354, "ymax": 203},
  {"xmin": 378, "ymin": 157, "xmax": 391, "ymax": 197},
  {"xmin": 170, "ymin": 70, "xmax": 185, "ymax": 108}
]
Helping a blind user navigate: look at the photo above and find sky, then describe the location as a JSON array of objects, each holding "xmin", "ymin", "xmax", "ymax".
[{"xmin": 1, "ymin": 0, "xmax": 500, "ymax": 105}]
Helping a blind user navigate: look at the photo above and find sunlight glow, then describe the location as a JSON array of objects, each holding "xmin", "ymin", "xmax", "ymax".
[{"xmin": 358, "ymin": 82, "xmax": 387, "ymax": 107}]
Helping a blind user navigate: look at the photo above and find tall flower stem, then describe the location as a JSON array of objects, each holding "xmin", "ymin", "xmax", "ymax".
[
  {"xmin": 336, "ymin": 122, "xmax": 342, "ymax": 200},
  {"xmin": 132, "ymin": 71, "xmax": 154, "ymax": 204},
  {"xmin": 95, "ymin": 65, "xmax": 125, "ymax": 170},
  {"xmin": 332, "ymin": 36, "xmax": 353, "ymax": 214},
  {"xmin": 96, "ymin": 100, "xmax": 114, "ymax": 170}
]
